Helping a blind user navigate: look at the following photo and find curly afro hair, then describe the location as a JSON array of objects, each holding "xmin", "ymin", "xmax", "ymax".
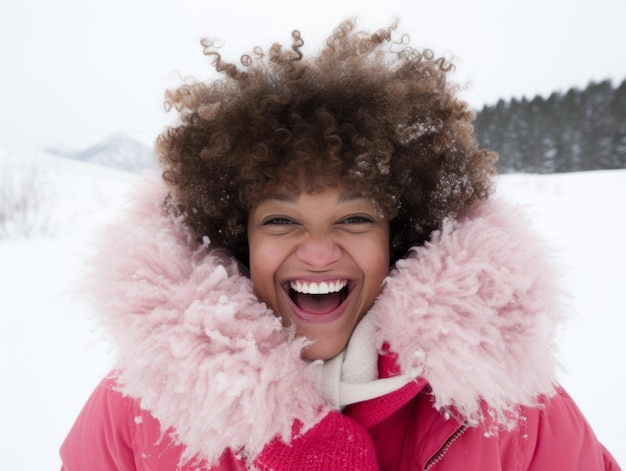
[{"xmin": 157, "ymin": 19, "xmax": 497, "ymax": 265}]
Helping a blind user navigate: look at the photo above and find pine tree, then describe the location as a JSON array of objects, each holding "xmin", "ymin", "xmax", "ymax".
[{"xmin": 474, "ymin": 78, "xmax": 626, "ymax": 173}]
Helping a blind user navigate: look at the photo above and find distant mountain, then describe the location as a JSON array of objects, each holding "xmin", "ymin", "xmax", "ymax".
[{"xmin": 46, "ymin": 132, "xmax": 157, "ymax": 173}]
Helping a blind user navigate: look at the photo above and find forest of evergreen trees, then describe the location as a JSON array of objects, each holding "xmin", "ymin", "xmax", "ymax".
[{"xmin": 474, "ymin": 78, "xmax": 626, "ymax": 173}]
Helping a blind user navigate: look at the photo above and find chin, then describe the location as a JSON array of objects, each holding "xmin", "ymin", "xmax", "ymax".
[{"xmin": 301, "ymin": 339, "xmax": 346, "ymax": 361}]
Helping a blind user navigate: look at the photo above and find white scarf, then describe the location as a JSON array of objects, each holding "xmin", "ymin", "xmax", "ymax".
[{"xmin": 314, "ymin": 314, "xmax": 417, "ymax": 409}]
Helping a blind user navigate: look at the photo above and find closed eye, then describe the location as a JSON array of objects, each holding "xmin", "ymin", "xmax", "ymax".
[
  {"xmin": 262, "ymin": 216, "xmax": 296, "ymax": 225},
  {"xmin": 339, "ymin": 215, "xmax": 375, "ymax": 224}
]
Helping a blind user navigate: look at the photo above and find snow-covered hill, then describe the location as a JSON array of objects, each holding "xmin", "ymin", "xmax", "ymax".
[
  {"xmin": 46, "ymin": 131, "xmax": 157, "ymax": 173},
  {"xmin": 1, "ymin": 152, "xmax": 624, "ymax": 469}
]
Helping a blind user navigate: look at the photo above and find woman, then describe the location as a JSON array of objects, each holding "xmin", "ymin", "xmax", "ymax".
[{"xmin": 60, "ymin": 20, "xmax": 620, "ymax": 470}]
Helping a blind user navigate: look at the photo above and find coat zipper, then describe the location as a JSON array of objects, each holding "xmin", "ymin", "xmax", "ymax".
[{"xmin": 423, "ymin": 423, "xmax": 468, "ymax": 471}]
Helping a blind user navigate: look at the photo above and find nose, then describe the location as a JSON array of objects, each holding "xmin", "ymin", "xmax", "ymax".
[{"xmin": 295, "ymin": 233, "xmax": 342, "ymax": 268}]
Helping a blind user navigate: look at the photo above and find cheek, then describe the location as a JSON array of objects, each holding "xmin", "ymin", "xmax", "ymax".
[
  {"xmin": 359, "ymin": 234, "xmax": 391, "ymax": 294},
  {"xmin": 365, "ymin": 256, "xmax": 390, "ymax": 290},
  {"xmin": 248, "ymin": 239, "xmax": 282, "ymax": 306},
  {"xmin": 361, "ymin": 232, "xmax": 390, "ymax": 270}
]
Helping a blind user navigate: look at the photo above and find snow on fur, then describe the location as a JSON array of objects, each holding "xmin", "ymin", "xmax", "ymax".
[
  {"xmin": 86, "ymin": 177, "xmax": 328, "ymax": 465},
  {"xmin": 86, "ymin": 176, "xmax": 567, "ymax": 464},
  {"xmin": 372, "ymin": 198, "xmax": 567, "ymax": 430}
]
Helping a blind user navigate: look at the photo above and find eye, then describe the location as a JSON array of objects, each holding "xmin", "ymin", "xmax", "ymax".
[
  {"xmin": 339, "ymin": 214, "xmax": 375, "ymax": 225},
  {"xmin": 262, "ymin": 216, "xmax": 295, "ymax": 225}
]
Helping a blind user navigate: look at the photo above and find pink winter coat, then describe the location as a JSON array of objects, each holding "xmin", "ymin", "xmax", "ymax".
[{"xmin": 60, "ymin": 178, "xmax": 621, "ymax": 470}]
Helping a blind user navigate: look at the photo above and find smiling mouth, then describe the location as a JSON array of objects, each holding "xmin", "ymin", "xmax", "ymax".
[{"xmin": 287, "ymin": 280, "xmax": 350, "ymax": 315}]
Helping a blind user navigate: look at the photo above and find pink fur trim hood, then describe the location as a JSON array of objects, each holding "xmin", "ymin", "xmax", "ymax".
[{"xmin": 87, "ymin": 176, "xmax": 566, "ymax": 464}]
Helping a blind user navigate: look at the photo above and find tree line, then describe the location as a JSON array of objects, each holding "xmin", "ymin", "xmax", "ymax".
[{"xmin": 474, "ymin": 78, "xmax": 626, "ymax": 173}]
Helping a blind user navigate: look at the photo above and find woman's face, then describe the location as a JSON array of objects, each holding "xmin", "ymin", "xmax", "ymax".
[{"xmin": 247, "ymin": 183, "xmax": 390, "ymax": 360}]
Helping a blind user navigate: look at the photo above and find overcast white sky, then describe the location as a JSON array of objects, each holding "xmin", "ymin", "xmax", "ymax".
[{"xmin": 1, "ymin": 0, "xmax": 625, "ymax": 150}]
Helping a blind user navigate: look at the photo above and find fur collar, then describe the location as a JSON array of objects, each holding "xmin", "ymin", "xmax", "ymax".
[{"xmin": 87, "ymin": 176, "xmax": 566, "ymax": 464}]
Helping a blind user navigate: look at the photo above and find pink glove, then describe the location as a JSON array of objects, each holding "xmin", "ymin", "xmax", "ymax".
[{"xmin": 254, "ymin": 411, "xmax": 378, "ymax": 470}]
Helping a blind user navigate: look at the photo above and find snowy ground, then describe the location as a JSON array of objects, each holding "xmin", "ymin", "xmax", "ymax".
[{"xmin": 1, "ymin": 151, "xmax": 624, "ymax": 469}]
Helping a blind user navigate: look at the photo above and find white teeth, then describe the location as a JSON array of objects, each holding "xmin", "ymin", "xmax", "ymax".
[{"xmin": 290, "ymin": 280, "xmax": 347, "ymax": 295}]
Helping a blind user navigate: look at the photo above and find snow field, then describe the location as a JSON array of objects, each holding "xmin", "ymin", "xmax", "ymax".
[{"xmin": 1, "ymin": 154, "xmax": 624, "ymax": 468}]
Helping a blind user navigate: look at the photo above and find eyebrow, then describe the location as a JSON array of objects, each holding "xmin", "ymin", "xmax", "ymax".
[
  {"xmin": 267, "ymin": 193, "xmax": 297, "ymax": 202},
  {"xmin": 267, "ymin": 191, "xmax": 368, "ymax": 203},
  {"xmin": 338, "ymin": 191, "xmax": 368, "ymax": 203}
]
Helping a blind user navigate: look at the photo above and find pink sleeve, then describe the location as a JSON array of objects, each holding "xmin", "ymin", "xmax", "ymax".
[
  {"xmin": 60, "ymin": 377, "xmax": 137, "ymax": 470},
  {"xmin": 525, "ymin": 388, "xmax": 621, "ymax": 471},
  {"xmin": 60, "ymin": 376, "xmax": 247, "ymax": 471}
]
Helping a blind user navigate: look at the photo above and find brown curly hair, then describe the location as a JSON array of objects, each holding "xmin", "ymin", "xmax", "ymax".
[{"xmin": 157, "ymin": 19, "xmax": 497, "ymax": 265}]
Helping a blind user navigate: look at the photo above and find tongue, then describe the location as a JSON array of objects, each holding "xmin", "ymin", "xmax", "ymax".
[{"xmin": 294, "ymin": 292, "xmax": 342, "ymax": 315}]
